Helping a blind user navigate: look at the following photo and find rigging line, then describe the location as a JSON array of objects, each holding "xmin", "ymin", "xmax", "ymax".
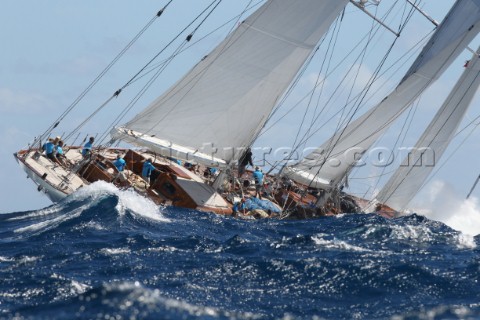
[
  {"xmin": 381, "ymin": 124, "xmax": 475, "ymax": 205},
  {"xmin": 307, "ymin": 5, "xmax": 388, "ymax": 135},
  {"xmin": 267, "ymin": 27, "xmax": 413, "ymax": 176},
  {"xmin": 348, "ymin": 97, "xmax": 419, "ymax": 188},
  {"xmin": 358, "ymin": 90, "xmax": 421, "ymax": 187},
  {"xmin": 298, "ymin": 16, "xmax": 344, "ymax": 146},
  {"xmin": 292, "ymin": 30, "xmax": 386, "ymax": 192},
  {"xmin": 287, "ymin": 3, "xmax": 399, "ymax": 172},
  {"xmin": 121, "ymin": 0, "xmax": 262, "ymax": 88},
  {"xmin": 293, "ymin": 29, "xmax": 431, "ymax": 155},
  {"xmin": 251, "ymin": 4, "xmax": 337, "ymax": 148},
  {"xmin": 32, "ymin": 4, "xmax": 170, "ymax": 148},
  {"xmin": 319, "ymin": 0, "xmax": 415, "ymax": 153},
  {"xmin": 366, "ymin": 96, "xmax": 421, "ymax": 200},
  {"xmin": 325, "ymin": 27, "xmax": 472, "ymax": 163},
  {"xmin": 190, "ymin": 0, "xmax": 223, "ymax": 37},
  {"xmin": 288, "ymin": 18, "xmax": 343, "ymax": 160},
  {"xmin": 98, "ymin": 40, "xmax": 192, "ymax": 145},
  {"xmin": 258, "ymin": 34, "xmax": 328, "ymax": 136},
  {"xmin": 282, "ymin": 2, "xmax": 386, "ymax": 175},
  {"xmin": 257, "ymin": 20, "xmax": 376, "ymax": 141},
  {"xmin": 79, "ymin": 0, "xmax": 228, "ymax": 149},
  {"xmin": 119, "ymin": 0, "xmax": 222, "ymax": 92},
  {"xmin": 289, "ymin": 5, "xmax": 418, "ymax": 191},
  {"xmin": 327, "ymin": 9, "xmax": 379, "ymax": 148},
  {"xmin": 375, "ymin": 71, "xmax": 480, "ymax": 205},
  {"xmin": 453, "ymin": 111, "xmax": 480, "ymax": 137},
  {"xmin": 331, "ymin": 1, "xmax": 417, "ymax": 141},
  {"xmin": 63, "ymin": 95, "xmax": 117, "ymax": 142},
  {"xmin": 116, "ymin": 27, "xmax": 197, "ymax": 123},
  {"xmin": 130, "ymin": 0, "xmax": 272, "ymax": 138},
  {"xmin": 258, "ymin": 1, "xmax": 421, "ymax": 144}
]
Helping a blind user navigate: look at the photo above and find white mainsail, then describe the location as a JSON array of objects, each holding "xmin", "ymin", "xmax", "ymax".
[
  {"xmin": 113, "ymin": 0, "xmax": 349, "ymax": 167},
  {"xmin": 375, "ymin": 46, "xmax": 480, "ymax": 211},
  {"xmin": 285, "ymin": 0, "xmax": 480, "ymax": 189}
]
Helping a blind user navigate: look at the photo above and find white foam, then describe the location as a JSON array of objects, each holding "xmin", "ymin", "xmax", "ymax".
[
  {"xmin": 7, "ymin": 206, "xmax": 64, "ymax": 221},
  {"xmin": 70, "ymin": 279, "xmax": 90, "ymax": 295},
  {"xmin": 100, "ymin": 248, "xmax": 131, "ymax": 255},
  {"xmin": 312, "ymin": 235, "xmax": 371, "ymax": 252},
  {"xmin": 0, "ymin": 256, "xmax": 14, "ymax": 262},
  {"xmin": 70, "ymin": 181, "xmax": 169, "ymax": 222},
  {"xmin": 74, "ymin": 221, "xmax": 106, "ymax": 231},
  {"xmin": 68, "ymin": 180, "xmax": 118, "ymax": 202},
  {"xmin": 454, "ymin": 233, "xmax": 477, "ymax": 249},
  {"xmin": 115, "ymin": 188, "xmax": 169, "ymax": 223},
  {"xmin": 389, "ymin": 224, "xmax": 434, "ymax": 242},
  {"xmin": 13, "ymin": 255, "xmax": 41, "ymax": 267},
  {"xmin": 14, "ymin": 209, "xmax": 83, "ymax": 234},
  {"xmin": 411, "ymin": 180, "xmax": 480, "ymax": 236}
]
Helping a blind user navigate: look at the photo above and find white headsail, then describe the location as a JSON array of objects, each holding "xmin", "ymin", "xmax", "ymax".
[
  {"xmin": 113, "ymin": 0, "xmax": 349, "ymax": 167},
  {"xmin": 285, "ymin": 0, "xmax": 480, "ymax": 189},
  {"xmin": 376, "ymin": 46, "xmax": 480, "ymax": 211}
]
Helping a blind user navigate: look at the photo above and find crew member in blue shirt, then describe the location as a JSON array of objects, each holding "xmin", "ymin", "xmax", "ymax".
[
  {"xmin": 252, "ymin": 166, "xmax": 264, "ymax": 199},
  {"xmin": 55, "ymin": 140, "xmax": 67, "ymax": 166},
  {"xmin": 113, "ymin": 155, "xmax": 126, "ymax": 172},
  {"xmin": 112, "ymin": 154, "xmax": 128, "ymax": 185},
  {"xmin": 43, "ymin": 138, "xmax": 58, "ymax": 163},
  {"xmin": 232, "ymin": 197, "xmax": 247, "ymax": 216},
  {"xmin": 82, "ymin": 137, "xmax": 95, "ymax": 158},
  {"xmin": 142, "ymin": 158, "xmax": 157, "ymax": 185}
]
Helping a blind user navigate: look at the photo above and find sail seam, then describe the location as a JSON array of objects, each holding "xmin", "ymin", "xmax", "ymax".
[{"xmin": 243, "ymin": 23, "xmax": 315, "ymax": 50}]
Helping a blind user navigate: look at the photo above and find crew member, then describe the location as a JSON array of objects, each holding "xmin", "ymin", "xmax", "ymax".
[
  {"xmin": 44, "ymin": 138, "xmax": 57, "ymax": 163},
  {"xmin": 142, "ymin": 158, "xmax": 157, "ymax": 185},
  {"xmin": 238, "ymin": 148, "xmax": 253, "ymax": 178},
  {"xmin": 252, "ymin": 166, "xmax": 264, "ymax": 199},
  {"xmin": 113, "ymin": 154, "xmax": 128, "ymax": 184},
  {"xmin": 82, "ymin": 137, "xmax": 95, "ymax": 158},
  {"xmin": 55, "ymin": 140, "xmax": 67, "ymax": 166},
  {"xmin": 113, "ymin": 155, "xmax": 126, "ymax": 172}
]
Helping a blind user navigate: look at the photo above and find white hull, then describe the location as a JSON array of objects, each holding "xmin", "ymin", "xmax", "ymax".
[
  {"xmin": 14, "ymin": 153, "xmax": 70, "ymax": 203},
  {"xmin": 14, "ymin": 148, "xmax": 234, "ymax": 215}
]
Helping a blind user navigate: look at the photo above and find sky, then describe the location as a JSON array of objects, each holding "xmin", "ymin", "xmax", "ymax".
[{"xmin": 2, "ymin": 0, "xmax": 480, "ymax": 234}]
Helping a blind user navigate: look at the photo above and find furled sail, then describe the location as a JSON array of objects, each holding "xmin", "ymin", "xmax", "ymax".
[
  {"xmin": 285, "ymin": 0, "xmax": 480, "ymax": 189},
  {"xmin": 375, "ymin": 46, "xmax": 480, "ymax": 211},
  {"xmin": 113, "ymin": 0, "xmax": 349, "ymax": 167}
]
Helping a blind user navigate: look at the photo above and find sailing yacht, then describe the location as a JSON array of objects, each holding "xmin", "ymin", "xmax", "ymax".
[
  {"xmin": 14, "ymin": 0, "xmax": 348, "ymax": 216},
  {"xmin": 14, "ymin": 0, "xmax": 480, "ymax": 218}
]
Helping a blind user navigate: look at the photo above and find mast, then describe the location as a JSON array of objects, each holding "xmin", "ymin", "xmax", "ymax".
[
  {"xmin": 113, "ymin": 0, "xmax": 350, "ymax": 167},
  {"xmin": 376, "ymin": 46, "xmax": 480, "ymax": 211},
  {"xmin": 285, "ymin": 0, "xmax": 480, "ymax": 192}
]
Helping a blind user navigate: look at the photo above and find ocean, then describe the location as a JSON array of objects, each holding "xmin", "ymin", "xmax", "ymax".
[{"xmin": 0, "ymin": 182, "xmax": 479, "ymax": 320}]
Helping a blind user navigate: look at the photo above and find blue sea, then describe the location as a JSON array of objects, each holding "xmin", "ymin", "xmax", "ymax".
[{"xmin": 0, "ymin": 182, "xmax": 479, "ymax": 319}]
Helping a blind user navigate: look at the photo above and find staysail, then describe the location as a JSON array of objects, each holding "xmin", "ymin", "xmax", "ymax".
[
  {"xmin": 375, "ymin": 46, "xmax": 480, "ymax": 211},
  {"xmin": 113, "ymin": 0, "xmax": 349, "ymax": 167},
  {"xmin": 285, "ymin": 0, "xmax": 480, "ymax": 189}
]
